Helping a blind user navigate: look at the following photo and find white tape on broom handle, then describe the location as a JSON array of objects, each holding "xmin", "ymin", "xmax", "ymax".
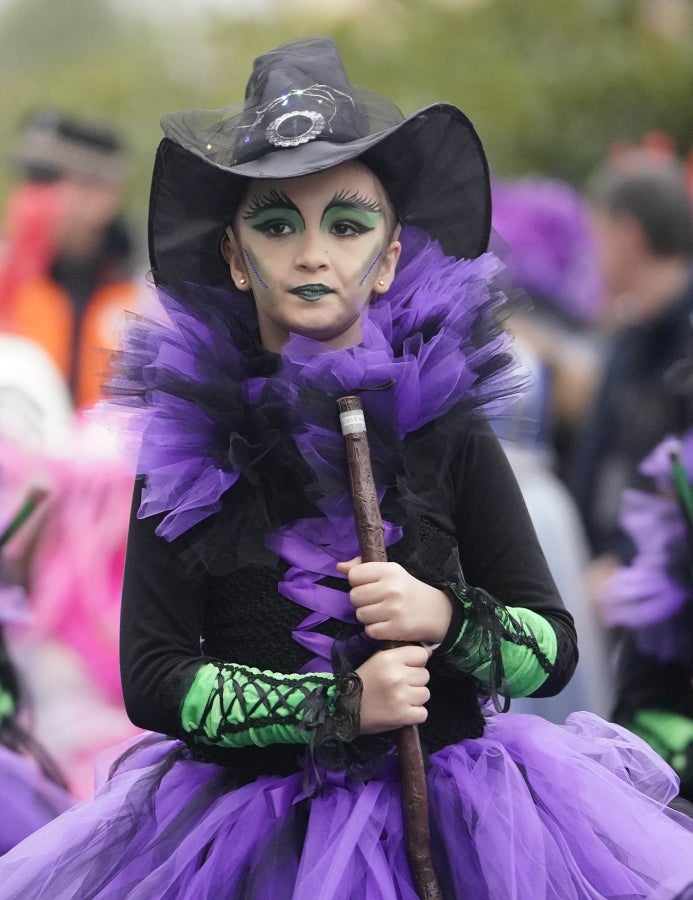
[{"xmin": 339, "ymin": 409, "xmax": 366, "ymax": 435}]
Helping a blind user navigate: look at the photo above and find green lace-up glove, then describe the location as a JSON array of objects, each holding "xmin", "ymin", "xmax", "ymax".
[
  {"xmin": 180, "ymin": 661, "xmax": 362, "ymax": 750},
  {"xmin": 438, "ymin": 582, "xmax": 557, "ymax": 710}
]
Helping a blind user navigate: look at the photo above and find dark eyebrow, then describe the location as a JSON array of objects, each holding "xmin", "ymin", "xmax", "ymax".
[
  {"xmin": 241, "ymin": 188, "xmax": 300, "ymax": 219},
  {"xmin": 324, "ymin": 189, "xmax": 382, "ymax": 215}
]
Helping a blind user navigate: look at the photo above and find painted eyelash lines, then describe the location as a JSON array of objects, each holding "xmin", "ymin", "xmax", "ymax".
[
  {"xmin": 326, "ymin": 189, "xmax": 382, "ymax": 215},
  {"xmin": 242, "ymin": 189, "xmax": 297, "ymax": 219},
  {"xmin": 242, "ymin": 188, "xmax": 382, "ymax": 221}
]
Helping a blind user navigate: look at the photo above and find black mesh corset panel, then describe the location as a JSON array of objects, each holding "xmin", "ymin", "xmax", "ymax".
[
  {"xmin": 200, "ymin": 515, "xmax": 486, "ymax": 760},
  {"xmin": 201, "ymin": 562, "xmax": 361, "ymax": 672}
]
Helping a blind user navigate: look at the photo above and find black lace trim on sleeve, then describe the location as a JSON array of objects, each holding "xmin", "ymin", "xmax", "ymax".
[
  {"xmin": 437, "ymin": 581, "xmax": 554, "ymax": 712},
  {"xmin": 308, "ymin": 664, "xmax": 393, "ymax": 785},
  {"xmin": 307, "ymin": 671, "xmax": 361, "ymax": 761}
]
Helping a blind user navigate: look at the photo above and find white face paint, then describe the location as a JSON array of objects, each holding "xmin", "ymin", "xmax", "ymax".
[{"xmin": 224, "ymin": 161, "xmax": 401, "ymax": 351}]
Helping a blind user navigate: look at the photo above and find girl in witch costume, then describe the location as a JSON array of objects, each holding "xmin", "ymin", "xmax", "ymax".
[{"xmin": 1, "ymin": 36, "xmax": 693, "ymax": 900}]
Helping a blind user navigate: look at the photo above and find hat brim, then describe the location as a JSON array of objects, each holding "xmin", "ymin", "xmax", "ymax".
[{"xmin": 149, "ymin": 103, "xmax": 490, "ymax": 288}]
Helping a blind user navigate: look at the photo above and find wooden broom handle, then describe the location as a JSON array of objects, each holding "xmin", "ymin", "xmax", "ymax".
[{"xmin": 337, "ymin": 395, "xmax": 442, "ymax": 900}]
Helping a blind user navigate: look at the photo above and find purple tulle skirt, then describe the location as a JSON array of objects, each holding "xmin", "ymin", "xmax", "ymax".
[
  {"xmin": 1, "ymin": 712, "xmax": 693, "ymax": 899},
  {"xmin": 0, "ymin": 744, "xmax": 73, "ymax": 855}
]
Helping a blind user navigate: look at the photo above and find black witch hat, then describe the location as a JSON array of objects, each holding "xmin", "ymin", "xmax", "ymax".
[{"xmin": 149, "ymin": 36, "xmax": 491, "ymax": 288}]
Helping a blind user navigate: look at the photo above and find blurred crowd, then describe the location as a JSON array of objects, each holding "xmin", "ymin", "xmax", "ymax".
[
  {"xmin": 0, "ymin": 105, "xmax": 692, "ymax": 851},
  {"xmin": 489, "ymin": 137, "xmax": 693, "ymax": 805},
  {"xmin": 0, "ymin": 109, "xmax": 147, "ymax": 846}
]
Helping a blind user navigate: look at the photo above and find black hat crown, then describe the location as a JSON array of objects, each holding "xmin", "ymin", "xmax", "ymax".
[
  {"xmin": 163, "ymin": 37, "xmax": 404, "ymax": 172},
  {"xmin": 233, "ymin": 37, "xmax": 389, "ymax": 160}
]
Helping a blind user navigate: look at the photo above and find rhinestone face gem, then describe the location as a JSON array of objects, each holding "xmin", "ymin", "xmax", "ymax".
[{"xmin": 265, "ymin": 110, "xmax": 326, "ymax": 148}]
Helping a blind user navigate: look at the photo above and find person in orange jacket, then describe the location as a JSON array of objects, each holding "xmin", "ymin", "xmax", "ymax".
[{"xmin": 0, "ymin": 110, "xmax": 142, "ymax": 410}]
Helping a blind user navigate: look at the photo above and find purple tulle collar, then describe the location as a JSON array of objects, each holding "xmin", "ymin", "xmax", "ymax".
[
  {"xmin": 106, "ymin": 226, "xmax": 523, "ymax": 671},
  {"xmin": 108, "ymin": 226, "xmax": 521, "ymax": 544}
]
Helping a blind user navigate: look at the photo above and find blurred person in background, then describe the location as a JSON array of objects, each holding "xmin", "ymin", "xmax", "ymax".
[
  {"xmin": 0, "ymin": 110, "xmax": 146, "ymax": 797},
  {"xmin": 568, "ymin": 153, "xmax": 693, "ymax": 594},
  {"xmin": 491, "ymin": 177, "xmax": 606, "ymax": 480},
  {"xmin": 0, "ymin": 290, "xmax": 143, "ymax": 801},
  {"xmin": 491, "ymin": 178, "xmax": 613, "ymax": 721},
  {"xmin": 0, "ymin": 310, "xmax": 142, "ymax": 800},
  {"xmin": 0, "ymin": 109, "xmax": 142, "ymax": 412},
  {"xmin": 598, "ymin": 350, "xmax": 693, "ymax": 804},
  {"xmin": 492, "ymin": 340, "xmax": 613, "ymax": 721},
  {"xmin": 0, "ymin": 485, "xmax": 74, "ymax": 852},
  {"xmin": 0, "ymin": 434, "xmax": 143, "ymax": 799},
  {"xmin": 0, "ymin": 333, "xmax": 73, "ymax": 454}
]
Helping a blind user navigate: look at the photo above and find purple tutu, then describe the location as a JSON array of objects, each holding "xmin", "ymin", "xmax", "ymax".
[
  {"xmin": 1, "ymin": 712, "xmax": 692, "ymax": 898},
  {"xmin": 0, "ymin": 743, "xmax": 73, "ymax": 855}
]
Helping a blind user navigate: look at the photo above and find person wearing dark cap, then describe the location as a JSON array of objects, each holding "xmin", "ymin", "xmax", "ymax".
[
  {"xmin": 567, "ymin": 157, "xmax": 693, "ymax": 572},
  {"xmin": 1, "ymin": 36, "xmax": 692, "ymax": 899},
  {"xmin": 0, "ymin": 110, "xmax": 141, "ymax": 410}
]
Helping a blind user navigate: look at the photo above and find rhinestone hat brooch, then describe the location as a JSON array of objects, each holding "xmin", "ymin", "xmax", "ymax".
[{"xmin": 238, "ymin": 84, "xmax": 355, "ymax": 149}]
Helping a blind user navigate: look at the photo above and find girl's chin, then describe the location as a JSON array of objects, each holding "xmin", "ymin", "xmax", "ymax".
[
  {"xmin": 286, "ymin": 314, "xmax": 363, "ymax": 347},
  {"xmin": 259, "ymin": 308, "xmax": 365, "ymax": 351}
]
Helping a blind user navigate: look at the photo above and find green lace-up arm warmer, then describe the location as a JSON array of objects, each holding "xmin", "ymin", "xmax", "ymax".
[
  {"xmin": 437, "ymin": 582, "xmax": 557, "ymax": 709},
  {"xmin": 180, "ymin": 661, "xmax": 362, "ymax": 750}
]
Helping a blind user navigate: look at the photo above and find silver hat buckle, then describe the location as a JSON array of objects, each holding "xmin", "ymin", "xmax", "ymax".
[{"xmin": 265, "ymin": 109, "xmax": 326, "ymax": 148}]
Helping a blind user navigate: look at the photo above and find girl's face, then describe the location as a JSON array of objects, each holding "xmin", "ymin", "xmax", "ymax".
[{"xmin": 223, "ymin": 161, "xmax": 401, "ymax": 352}]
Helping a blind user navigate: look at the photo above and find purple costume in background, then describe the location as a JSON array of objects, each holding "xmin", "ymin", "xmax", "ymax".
[
  {"xmin": 599, "ymin": 427, "xmax": 693, "ymax": 804},
  {"xmin": 0, "ymin": 578, "xmax": 73, "ymax": 855},
  {"xmin": 601, "ymin": 432, "xmax": 693, "ymax": 663}
]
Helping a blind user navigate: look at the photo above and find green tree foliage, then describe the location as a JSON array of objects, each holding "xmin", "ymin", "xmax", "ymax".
[{"xmin": 0, "ymin": 0, "xmax": 691, "ymax": 242}]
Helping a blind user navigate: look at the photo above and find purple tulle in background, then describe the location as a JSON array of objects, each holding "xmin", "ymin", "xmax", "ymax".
[
  {"xmin": 600, "ymin": 433, "xmax": 693, "ymax": 663},
  {"xmin": 491, "ymin": 177, "xmax": 604, "ymax": 324}
]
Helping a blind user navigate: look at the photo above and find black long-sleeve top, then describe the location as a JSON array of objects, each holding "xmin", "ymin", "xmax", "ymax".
[{"xmin": 120, "ymin": 410, "xmax": 578, "ymax": 776}]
